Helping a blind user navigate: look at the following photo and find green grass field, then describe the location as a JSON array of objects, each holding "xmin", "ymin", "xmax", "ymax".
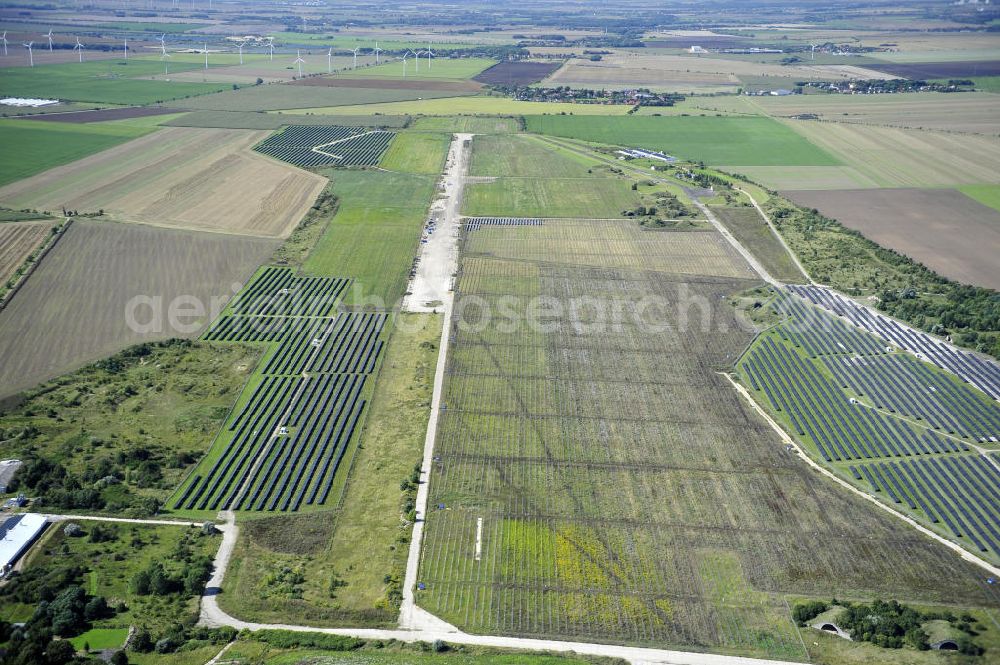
[
  {"xmin": 411, "ymin": 115, "xmax": 521, "ymax": 133},
  {"xmin": 525, "ymin": 115, "xmax": 840, "ymax": 166},
  {"xmin": 463, "ymin": 177, "xmax": 640, "ymax": 218},
  {"xmin": 298, "ymin": 96, "xmax": 634, "ymax": 116},
  {"xmin": 0, "ymin": 116, "xmax": 164, "ymax": 187},
  {"xmin": 470, "ymin": 134, "xmax": 604, "ymax": 178},
  {"xmin": 69, "ymin": 627, "xmax": 129, "ymax": 652},
  {"xmin": 0, "ymin": 58, "xmax": 229, "ymax": 104},
  {"xmin": 711, "ymin": 205, "xmax": 806, "ymax": 282},
  {"xmin": 304, "ymin": 168, "xmax": 436, "ymax": 306},
  {"xmin": 959, "ymin": 184, "xmax": 1000, "ymax": 213},
  {"xmin": 380, "ymin": 131, "xmax": 451, "ymax": 174},
  {"xmin": 338, "ymin": 57, "xmax": 496, "ymax": 80}
]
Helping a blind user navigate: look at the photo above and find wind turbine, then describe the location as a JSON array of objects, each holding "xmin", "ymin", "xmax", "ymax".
[
  {"xmin": 293, "ymin": 49, "xmax": 304, "ymax": 77},
  {"xmin": 810, "ymin": 44, "xmax": 817, "ymax": 60},
  {"xmin": 122, "ymin": 36, "xmax": 128, "ymax": 61},
  {"xmin": 414, "ymin": 49, "xmax": 423, "ymax": 72},
  {"xmin": 161, "ymin": 48, "xmax": 171, "ymax": 75},
  {"xmin": 267, "ymin": 36, "xmax": 274, "ymax": 61},
  {"xmin": 327, "ymin": 46, "xmax": 332, "ymax": 73},
  {"xmin": 23, "ymin": 41, "xmax": 33, "ymax": 67},
  {"xmin": 203, "ymin": 43, "xmax": 209, "ymax": 69},
  {"xmin": 374, "ymin": 41, "xmax": 382, "ymax": 65},
  {"xmin": 350, "ymin": 47, "xmax": 359, "ymax": 69},
  {"xmin": 45, "ymin": 29, "xmax": 53, "ymax": 52},
  {"xmin": 236, "ymin": 40, "xmax": 246, "ymax": 65},
  {"xmin": 401, "ymin": 50, "xmax": 412, "ymax": 77},
  {"xmin": 425, "ymin": 44, "xmax": 434, "ymax": 70},
  {"xmin": 1, "ymin": 32, "xmax": 7, "ymax": 57},
  {"xmin": 73, "ymin": 37, "xmax": 84, "ymax": 62}
]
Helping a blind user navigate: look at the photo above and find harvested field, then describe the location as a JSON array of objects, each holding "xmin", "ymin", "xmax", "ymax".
[
  {"xmin": 473, "ymin": 61, "xmax": 562, "ymax": 85},
  {"xmin": 0, "ymin": 220, "xmax": 53, "ymax": 285},
  {"xmin": 164, "ymin": 110, "xmax": 409, "ymax": 130},
  {"xmin": 0, "ymin": 127, "xmax": 326, "ymax": 238},
  {"xmin": 22, "ymin": 106, "xmax": 182, "ymax": 123},
  {"xmin": 863, "ymin": 60, "xmax": 1000, "ymax": 79},
  {"xmin": 777, "ymin": 121, "xmax": 1000, "ymax": 188},
  {"xmin": 540, "ymin": 53, "xmax": 895, "ymax": 92},
  {"xmin": 182, "ymin": 82, "xmax": 473, "ymax": 111},
  {"xmin": 0, "ymin": 219, "xmax": 277, "ymax": 397},
  {"xmin": 727, "ymin": 92, "xmax": 1000, "ymax": 135},
  {"xmin": 784, "ymin": 188, "xmax": 1000, "ymax": 290},
  {"xmin": 288, "ymin": 76, "xmax": 482, "ymax": 92},
  {"xmin": 418, "ymin": 218, "xmax": 999, "ymax": 656}
]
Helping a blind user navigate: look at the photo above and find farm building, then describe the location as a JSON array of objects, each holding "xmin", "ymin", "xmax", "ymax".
[{"xmin": 0, "ymin": 513, "xmax": 48, "ymax": 575}]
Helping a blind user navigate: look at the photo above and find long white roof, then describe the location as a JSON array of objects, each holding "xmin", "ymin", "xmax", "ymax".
[{"xmin": 0, "ymin": 513, "xmax": 47, "ymax": 568}]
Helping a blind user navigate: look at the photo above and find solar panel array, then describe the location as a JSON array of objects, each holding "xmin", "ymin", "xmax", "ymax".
[
  {"xmin": 176, "ymin": 268, "xmax": 385, "ymax": 512},
  {"xmin": 788, "ymin": 284, "xmax": 1000, "ymax": 400},
  {"xmin": 254, "ymin": 125, "xmax": 396, "ymax": 168},
  {"xmin": 740, "ymin": 291, "xmax": 1000, "ymax": 559},
  {"xmin": 465, "ymin": 217, "xmax": 544, "ymax": 232}
]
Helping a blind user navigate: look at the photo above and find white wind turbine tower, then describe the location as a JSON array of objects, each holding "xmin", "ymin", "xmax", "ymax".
[
  {"xmin": 73, "ymin": 37, "xmax": 84, "ymax": 62},
  {"xmin": 327, "ymin": 46, "xmax": 332, "ymax": 73},
  {"xmin": 23, "ymin": 41, "xmax": 33, "ymax": 67},
  {"xmin": 1, "ymin": 32, "xmax": 7, "ymax": 57},
  {"xmin": 810, "ymin": 44, "xmax": 817, "ymax": 60},
  {"xmin": 425, "ymin": 44, "xmax": 434, "ymax": 70},
  {"xmin": 45, "ymin": 29, "xmax": 53, "ymax": 52},
  {"xmin": 413, "ymin": 49, "xmax": 423, "ymax": 73},
  {"xmin": 122, "ymin": 36, "xmax": 128, "ymax": 61},
  {"xmin": 267, "ymin": 36, "xmax": 274, "ymax": 61},
  {"xmin": 236, "ymin": 40, "xmax": 246, "ymax": 65},
  {"xmin": 374, "ymin": 41, "xmax": 382, "ymax": 65},
  {"xmin": 350, "ymin": 47, "xmax": 359, "ymax": 69},
  {"xmin": 401, "ymin": 50, "xmax": 412, "ymax": 77},
  {"xmin": 203, "ymin": 43, "xmax": 209, "ymax": 69},
  {"xmin": 293, "ymin": 49, "xmax": 305, "ymax": 77},
  {"xmin": 161, "ymin": 46, "xmax": 171, "ymax": 75}
]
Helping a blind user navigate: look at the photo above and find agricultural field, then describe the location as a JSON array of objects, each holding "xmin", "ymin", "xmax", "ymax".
[
  {"xmin": 960, "ymin": 184, "xmax": 1000, "ymax": 213},
  {"xmin": 710, "ymin": 206, "xmax": 807, "ymax": 283},
  {"xmin": 539, "ymin": 53, "xmax": 894, "ymax": 93},
  {"xmin": 254, "ymin": 125, "xmax": 396, "ymax": 168},
  {"xmin": 0, "ymin": 126, "xmax": 326, "ymax": 238},
  {"xmin": 336, "ymin": 57, "xmax": 496, "ymax": 80},
  {"xmin": 0, "ymin": 57, "xmax": 229, "ymax": 104},
  {"xmin": 410, "ymin": 116, "xmax": 521, "ymax": 134},
  {"xmin": 766, "ymin": 121, "xmax": 1000, "ymax": 189},
  {"xmin": 417, "ymin": 217, "xmax": 999, "ymax": 656},
  {"xmin": 0, "ymin": 220, "xmax": 55, "ymax": 286},
  {"xmin": 304, "ymin": 168, "xmax": 438, "ymax": 306},
  {"xmin": 298, "ymin": 96, "xmax": 634, "ymax": 116},
  {"xmin": 473, "ymin": 61, "xmax": 563, "ymax": 85},
  {"xmin": 166, "ymin": 110, "xmax": 410, "ymax": 130},
  {"xmin": 379, "ymin": 131, "xmax": 451, "ymax": 174},
  {"xmin": 183, "ymin": 82, "xmax": 474, "ymax": 111},
  {"xmin": 525, "ymin": 115, "xmax": 839, "ymax": 167},
  {"xmin": 158, "ymin": 54, "xmax": 377, "ymax": 85},
  {"xmin": 784, "ymin": 188, "xmax": 1000, "ymax": 290},
  {"xmin": 172, "ymin": 267, "xmax": 382, "ymax": 514},
  {"xmin": 737, "ymin": 291, "xmax": 1000, "ymax": 563},
  {"xmin": 0, "ymin": 116, "xmax": 164, "ymax": 186},
  {"xmin": 0, "ymin": 219, "xmax": 276, "ymax": 397}
]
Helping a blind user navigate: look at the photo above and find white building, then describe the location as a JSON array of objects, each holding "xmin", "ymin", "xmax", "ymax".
[{"xmin": 0, "ymin": 513, "xmax": 48, "ymax": 575}]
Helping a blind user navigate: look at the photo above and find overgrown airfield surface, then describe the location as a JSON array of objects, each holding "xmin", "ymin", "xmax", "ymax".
[
  {"xmin": 0, "ymin": 219, "xmax": 277, "ymax": 397},
  {"xmin": 0, "ymin": 127, "xmax": 326, "ymax": 238}
]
